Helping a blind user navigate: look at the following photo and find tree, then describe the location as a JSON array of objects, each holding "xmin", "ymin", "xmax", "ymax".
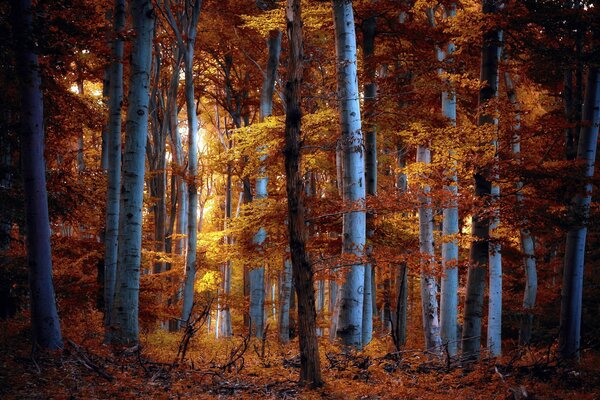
[
  {"xmin": 331, "ymin": 0, "xmax": 366, "ymax": 349},
  {"xmin": 103, "ymin": 0, "xmax": 125, "ymax": 330},
  {"xmin": 559, "ymin": 66, "xmax": 600, "ymax": 360},
  {"xmin": 437, "ymin": 4, "xmax": 460, "ymax": 358},
  {"xmin": 283, "ymin": 0, "xmax": 323, "ymax": 386},
  {"xmin": 362, "ymin": 13, "xmax": 376, "ymax": 348},
  {"xmin": 251, "ymin": 28, "xmax": 282, "ymax": 338},
  {"xmin": 504, "ymin": 70, "xmax": 538, "ymax": 346},
  {"xmin": 162, "ymin": 0, "xmax": 204, "ymax": 327},
  {"xmin": 13, "ymin": 0, "xmax": 63, "ymax": 350},
  {"xmin": 462, "ymin": 0, "xmax": 502, "ymax": 360},
  {"xmin": 109, "ymin": 0, "xmax": 155, "ymax": 344}
]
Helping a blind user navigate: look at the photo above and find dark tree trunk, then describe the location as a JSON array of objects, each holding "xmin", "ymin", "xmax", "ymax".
[
  {"xmin": 283, "ymin": 0, "xmax": 322, "ymax": 387},
  {"xmin": 13, "ymin": 0, "xmax": 63, "ymax": 350},
  {"xmin": 461, "ymin": 0, "xmax": 501, "ymax": 360}
]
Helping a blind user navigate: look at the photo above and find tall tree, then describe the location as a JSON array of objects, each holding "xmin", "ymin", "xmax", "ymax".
[
  {"xmin": 109, "ymin": 0, "xmax": 155, "ymax": 344},
  {"xmin": 103, "ymin": 0, "xmax": 125, "ymax": 330},
  {"xmin": 13, "ymin": 0, "xmax": 63, "ymax": 350},
  {"xmin": 283, "ymin": 0, "xmax": 322, "ymax": 386},
  {"xmin": 504, "ymin": 71, "xmax": 538, "ymax": 346},
  {"xmin": 332, "ymin": 0, "xmax": 366, "ymax": 349},
  {"xmin": 416, "ymin": 143, "xmax": 442, "ymax": 353},
  {"xmin": 559, "ymin": 66, "xmax": 600, "ymax": 360},
  {"xmin": 362, "ymin": 13, "xmax": 376, "ymax": 347},
  {"xmin": 461, "ymin": 0, "xmax": 501, "ymax": 360},
  {"xmin": 250, "ymin": 28, "xmax": 282, "ymax": 338},
  {"xmin": 163, "ymin": 0, "xmax": 204, "ymax": 326},
  {"xmin": 438, "ymin": 5, "xmax": 460, "ymax": 358}
]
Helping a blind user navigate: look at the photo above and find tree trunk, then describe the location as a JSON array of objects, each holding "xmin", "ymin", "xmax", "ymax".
[
  {"xmin": 283, "ymin": 0, "xmax": 322, "ymax": 386},
  {"xmin": 103, "ymin": 0, "xmax": 125, "ymax": 330},
  {"xmin": 109, "ymin": 0, "xmax": 155, "ymax": 344},
  {"xmin": 393, "ymin": 263, "xmax": 408, "ymax": 349},
  {"xmin": 416, "ymin": 145, "xmax": 442, "ymax": 353},
  {"xmin": 332, "ymin": 0, "xmax": 366, "ymax": 349},
  {"xmin": 461, "ymin": 0, "xmax": 501, "ymax": 360},
  {"xmin": 362, "ymin": 14, "xmax": 377, "ymax": 348},
  {"xmin": 435, "ymin": 5, "xmax": 460, "ymax": 359},
  {"xmin": 13, "ymin": 0, "xmax": 63, "ymax": 350},
  {"xmin": 181, "ymin": 0, "xmax": 203, "ymax": 326},
  {"xmin": 504, "ymin": 72, "xmax": 538, "ymax": 346},
  {"xmin": 279, "ymin": 257, "xmax": 292, "ymax": 343},
  {"xmin": 250, "ymin": 28, "xmax": 282, "ymax": 338},
  {"xmin": 559, "ymin": 67, "xmax": 600, "ymax": 360},
  {"xmin": 217, "ymin": 165, "xmax": 233, "ymax": 337}
]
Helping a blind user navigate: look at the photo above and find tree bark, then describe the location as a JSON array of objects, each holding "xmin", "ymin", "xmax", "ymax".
[
  {"xmin": 332, "ymin": 0, "xmax": 366, "ymax": 349},
  {"xmin": 250, "ymin": 28, "xmax": 282, "ymax": 338},
  {"xmin": 461, "ymin": 0, "xmax": 501, "ymax": 360},
  {"xmin": 504, "ymin": 71, "xmax": 538, "ymax": 346},
  {"xmin": 559, "ymin": 67, "xmax": 600, "ymax": 360},
  {"xmin": 362, "ymin": 14, "xmax": 377, "ymax": 347},
  {"xmin": 109, "ymin": 0, "xmax": 155, "ymax": 344},
  {"xmin": 435, "ymin": 5, "xmax": 460, "ymax": 359},
  {"xmin": 416, "ymin": 145, "xmax": 442, "ymax": 353},
  {"xmin": 279, "ymin": 257, "xmax": 292, "ymax": 343},
  {"xmin": 283, "ymin": 0, "xmax": 322, "ymax": 386},
  {"xmin": 103, "ymin": 0, "xmax": 125, "ymax": 330},
  {"xmin": 180, "ymin": 0, "xmax": 203, "ymax": 327},
  {"xmin": 13, "ymin": 0, "xmax": 63, "ymax": 350}
]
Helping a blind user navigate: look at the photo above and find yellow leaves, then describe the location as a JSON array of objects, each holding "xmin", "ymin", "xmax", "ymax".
[
  {"xmin": 195, "ymin": 270, "xmax": 220, "ymax": 293},
  {"xmin": 240, "ymin": 8, "xmax": 285, "ymax": 37}
]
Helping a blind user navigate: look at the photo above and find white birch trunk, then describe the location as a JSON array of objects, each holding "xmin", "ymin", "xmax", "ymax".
[
  {"xmin": 487, "ymin": 182, "xmax": 502, "ymax": 356},
  {"xmin": 332, "ymin": 0, "xmax": 366, "ymax": 348},
  {"xmin": 438, "ymin": 15, "xmax": 460, "ymax": 355},
  {"xmin": 417, "ymin": 145, "xmax": 442, "ymax": 353},
  {"xmin": 109, "ymin": 0, "xmax": 154, "ymax": 344},
  {"xmin": 103, "ymin": 0, "xmax": 125, "ymax": 330},
  {"xmin": 487, "ymin": 29, "xmax": 504, "ymax": 357},
  {"xmin": 559, "ymin": 67, "xmax": 600, "ymax": 360},
  {"xmin": 249, "ymin": 29, "xmax": 281, "ymax": 338},
  {"xmin": 362, "ymin": 14, "xmax": 377, "ymax": 347}
]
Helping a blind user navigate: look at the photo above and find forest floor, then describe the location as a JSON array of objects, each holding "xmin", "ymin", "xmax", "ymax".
[{"xmin": 2, "ymin": 314, "xmax": 600, "ymax": 399}]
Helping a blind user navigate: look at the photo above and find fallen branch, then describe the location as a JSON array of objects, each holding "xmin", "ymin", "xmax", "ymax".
[{"xmin": 66, "ymin": 339, "xmax": 114, "ymax": 382}]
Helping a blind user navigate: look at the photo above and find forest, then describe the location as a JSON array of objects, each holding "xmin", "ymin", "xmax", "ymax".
[{"xmin": 1, "ymin": 0, "xmax": 600, "ymax": 398}]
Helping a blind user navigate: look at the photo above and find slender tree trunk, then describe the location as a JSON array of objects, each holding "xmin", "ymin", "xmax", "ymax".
[
  {"xmin": 392, "ymin": 143, "xmax": 407, "ymax": 342},
  {"xmin": 76, "ymin": 77, "xmax": 86, "ymax": 174},
  {"xmin": 13, "ymin": 0, "xmax": 63, "ymax": 350},
  {"xmin": 461, "ymin": 0, "xmax": 501, "ymax": 360},
  {"xmin": 362, "ymin": 14, "xmax": 377, "ymax": 347},
  {"xmin": 103, "ymin": 0, "xmax": 125, "ymax": 330},
  {"xmin": 436, "ymin": 5, "xmax": 460, "ymax": 359},
  {"xmin": 279, "ymin": 257, "xmax": 292, "ymax": 342},
  {"xmin": 487, "ymin": 182, "xmax": 502, "ymax": 356},
  {"xmin": 416, "ymin": 145, "xmax": 442, "ymax": 353},
  {"xmin": 487, "ymin": 32, "xmax": 504, "ymax": 358},
  {"xmin": 559, "ymin": 67, "xmax": 600, "ymax": 360},
  {"xmin": 332, "ymin": 0, "xmax": 366, "ymax": 349},
  {"xmin": 181, "ymin": 0, "xmax": 203, "ymax": 326},
  {"xmin": 250, "ymin": 28, "xmax": 282, "ymax": 338},
  {"xmin": 101, "ymin": 69, "xmax": 110, "ymax": 170},
  {"xmin": 284, "ymin": 0, "xmax": 322, "ymax": 386},
  {"xmin": 259, "ymin": 30, "xmax": 282, "ymax": 122},
  {"xmin": 148, "ymin": 49, "xmax": 167, "ymax": 275},
  {"xmin": 504, "ymin": 71, "xmax": 538, "ymax": 346},
  {"xmin": 217, "ymin": 165, "xmax": 233, "ymax": 337},
  {"xmin": 109, "ymin": 0, "xmax": 154, "ymax": 344}
]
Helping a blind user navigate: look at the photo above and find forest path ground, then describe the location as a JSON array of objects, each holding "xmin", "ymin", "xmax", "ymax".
[{"xmin": 2, "ymin": 317, "xmax": 600, "ymax": 399}]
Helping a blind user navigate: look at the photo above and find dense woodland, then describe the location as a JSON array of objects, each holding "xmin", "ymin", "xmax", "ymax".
[{"xmin": 1, "ymin": 0, "xmax": 600, "ymax": 398}]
